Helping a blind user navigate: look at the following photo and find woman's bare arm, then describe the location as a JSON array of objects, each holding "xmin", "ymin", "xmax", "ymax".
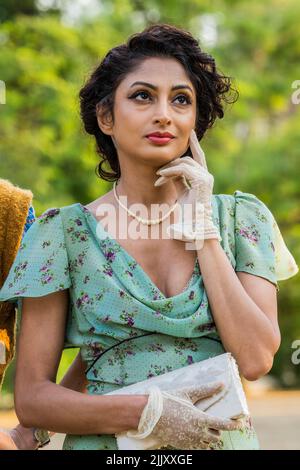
[
  {"xmin": 14, "ymin": 290, "xmax": 148, "ymax": 435},
  {"xmin": 7, "ymin": 347, "xmax": 88, "ymax": 450},
  {"xmin": 58, "ymin": 351, "xmax": 88, "ymax": 392},
  {"xmin": 196, "ymin": 239, "xmax": 280, "ymax": 380}
]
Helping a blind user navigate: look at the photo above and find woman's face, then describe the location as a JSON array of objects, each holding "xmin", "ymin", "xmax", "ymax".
[{"xmin": 99, "ymin": 56, "xmax": 197, "ymax": 168}]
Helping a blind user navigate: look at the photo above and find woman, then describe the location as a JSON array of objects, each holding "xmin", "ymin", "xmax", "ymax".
[{"xmin": 0, "ymin": 23, "xmax": 298, "ymax": 450}]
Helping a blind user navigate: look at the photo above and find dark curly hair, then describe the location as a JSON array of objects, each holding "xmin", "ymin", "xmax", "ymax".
[{"xmin": 79, "ymin": 23, "xmax": 238, "ymax": 182}]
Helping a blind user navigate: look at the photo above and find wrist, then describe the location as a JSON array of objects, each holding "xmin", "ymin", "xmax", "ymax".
[
  {"xmin": 127, "ymin": 387, "xmax": 163, "ymax": 439},
  {"xmin": 10, "ymin": 425, "xmax": 39, "ymax": 450},
  {"xmin": 128, "ymin": 394, "xmax": 150, "ymax": 430}
]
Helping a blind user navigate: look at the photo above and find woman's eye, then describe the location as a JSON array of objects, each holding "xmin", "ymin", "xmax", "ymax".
[
  {"xmin": 175, "ymin": 94, "xmax": 192, "ymax": 105},
  {"xmin": 133, "ymin": 91, "xmax": 150, "ymax": 101},
  {"xmin": 130, "ymin": 91, "xmax": 192, "ymax": 105}
]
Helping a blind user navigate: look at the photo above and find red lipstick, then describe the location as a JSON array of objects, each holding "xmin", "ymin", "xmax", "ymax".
[{"xmin": 146, "ymin": 131, "xmax": 175, "ymax": 145}]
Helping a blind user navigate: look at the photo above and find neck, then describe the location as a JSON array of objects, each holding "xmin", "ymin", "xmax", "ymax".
[{"xmin": 115, "ymin": 174, "xmax": 177, "ymax": 209}]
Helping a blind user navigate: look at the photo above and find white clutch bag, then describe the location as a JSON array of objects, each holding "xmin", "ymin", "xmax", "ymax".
[{"xmin": 104, "ymin": 352, "xmax": 249, "ymax": 450}]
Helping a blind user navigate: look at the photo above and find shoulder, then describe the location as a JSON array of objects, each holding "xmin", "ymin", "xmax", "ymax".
[
  {"xmin": 213, "ymin": 190, "xmax": 273, "ymax": 219},
  {"xmin": 35, "ymin": 203, "xmax": 81, "ymax": 224},
  {"xmin": 213, "ymin": 189, "xmax": 266, "ymax": 205}
]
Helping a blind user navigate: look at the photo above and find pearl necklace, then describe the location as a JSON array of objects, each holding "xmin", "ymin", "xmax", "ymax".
[{"xmin": 113, "ymin": 179, "xmax": 178, "ymax": 226}]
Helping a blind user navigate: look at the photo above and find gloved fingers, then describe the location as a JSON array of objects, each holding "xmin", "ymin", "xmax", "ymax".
[
  {"xmin": 157, "ymin": 156, "xmax": 198, "ymax": 172},
  {"xmin": 155, "ymin": 165, "xmax": 205, "ymax": 189},
  {"xmin": 154, "ymin": 174, "xmax": 176, "ymax": 187},
  {"xmin": 204, "ymin": 414, "xmax": 244, "ymax": 432},
  {"xmin": 189, "ymin": 129, "xmax": 208, "ymax": 171},
  {"xmin": 205, "ymin": 429, "xmax": 222, "ymax": 442},
  {"xmin": 192, "ymin": 441, "xmax": 212, "ymax": 450},
  {"xmin": 207, "ymin": 428, "xmax": 221, "ymax": 437},
  {"xmin": 157, "ymin": 161, "xmax": 205, "ymax": 178},
  {"xmin": 179, "ymin": 381, "xmax": 225, "ymax": 404},
  {"xmin": 154, "ymin": 174, "xmax": 190, "ymax": 190}
]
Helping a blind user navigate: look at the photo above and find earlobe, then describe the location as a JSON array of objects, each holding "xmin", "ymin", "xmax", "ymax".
[{"xmin": 96, "ymin": 103, "xmax": 113, "ymax": 136}]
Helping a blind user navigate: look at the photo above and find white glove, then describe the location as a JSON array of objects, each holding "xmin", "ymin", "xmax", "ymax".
[
  {"xmin": 126, "ymin": 382, "xmax": 242, "ymax": 450},
  {"xmin": 154, "ymin": 129, "xmax": 221, "ymax": 248}
]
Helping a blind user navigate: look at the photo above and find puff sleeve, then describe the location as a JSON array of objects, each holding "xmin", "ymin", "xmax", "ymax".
[
  {"xmin": 0, "ymin": 207, "xmax": 71, "ymax": 303},
  {"xmin": 234, "ymin": 190, "xmax": 299, "ymax": 292}
]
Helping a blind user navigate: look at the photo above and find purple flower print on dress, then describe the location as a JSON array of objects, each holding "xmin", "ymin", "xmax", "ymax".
[
  {"xmin": 69, "ymin": 250, "xmax": 88, "ymax": 274},
  {"xmin": 197, "ymin": 321, "xmax": 216, "ymax": 333},
  {"xmin": 249, "ymin": 230, "xmax": 259, "ymax": 244},
  {"xmin": 89, "ymin": 342, "xmax": 105, "ymax": 358},
  {"xmin": 148, "ymin": 343, "xmax": 166, "ymax": 354},
  {"xmin": 126, "ymin": 315, "xmax": 135, "ymax": 327},
  {"xmin": 40, "ymin": 258, "xmax": 53, "ymax": 272},
  {"xmin": 13, "ymin": 261, "xmax": 28, "ymax": 282},
  {"xmin": 187, "ymin": 355, "xmax": 194, "ymax": 365},
  {"xmin": 38, "ymin": 208, "xmax": 60, "ymax": 224},
  {"xmin": 67, "ymin": 221, "xmax": 89, "ymax": 243},
  {"xmin": 102, "ymin": 314, "xmax": 111, "ymax": 323},
  {"xmin": 160, "ymin": 300, "xmax": 174, "ymax": 313},
  {"xmin": 120, "ymin": 311, "xmax": 135, "ymax": 327},
  {"xmin": 41, "ymin": 274, "xmax": 53, "ymax": 284},
  {"xmin": 189, "ymin": 290, "xmax": 195, "ymax": 300},
  {"xmin": 13, "ymin": 287, "xmax": 28, "ymax": 296},
  {"xmin": 95, "ymin": 292, "xmax": 104, "ymax": 302},
  {"xmin": 174, "ymin": 338, "xmax": 198, "ymax": 355},
  {"xmin": 236, "ymin": 224, "xmax": 260, "ymax": 246},
  {"xmin": 150, "ymin": 287, "xmax": 162, "ymax": 300},
  {"xmin": 76, "ymin": 292, "xmax": 92, "ymax": 308},
  {"xmin": 255, "ymin": 208, "xmax": 268, "ymax": 224},
  {"xmin": 147, "ymin": 364, "xmax": 173, "ymax": 379},
  {"xmin": 103, "ymin": 263, "xmax": 113, "ymax": 277},
  {"xmin": 125, "ymin": 349, "xmax": 134, "ymax": 356},
  {"xmin": 78, "ymin": 253, "xmax": 85, "ymax": 266},
  {"xmin": 39, "ymin": 256, "xmax": 56, "ymax": 285},
  {"xmin": 128, "ymin": 261, "xmax": 137, "ymax": 271},
  {"xmin": 269, "ymin": 265, "xmax": 276, "ymax": 275},
  {"xmin": 104, "ymin": 249, "xmax": 116, "ymax": 263},
  {"xmin": 114, "ymin": 376, "xmax": 128, "ymax": 386},
  {"xmin": 245, "ymin": 261, "xmax": 255, "ymax": 269}
]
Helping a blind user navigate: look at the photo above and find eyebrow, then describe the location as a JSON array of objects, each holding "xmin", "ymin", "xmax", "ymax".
[{"xmin": 129, "ymin": 81, "xmax": 194, "ymax": 93}]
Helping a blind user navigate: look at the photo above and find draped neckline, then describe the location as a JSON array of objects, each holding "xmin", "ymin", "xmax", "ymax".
[{"xmin": 76, "ymin": 203, "xmax": 200, "ymax": 300}]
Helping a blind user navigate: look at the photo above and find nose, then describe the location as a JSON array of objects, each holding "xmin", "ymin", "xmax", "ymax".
[{"xmin": 152, "ymin": 99, "xmax": 172, "ymax": 125}]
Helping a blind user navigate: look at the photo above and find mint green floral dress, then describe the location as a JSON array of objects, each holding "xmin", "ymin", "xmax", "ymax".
[{"xmin": 0, "ymin": 190, "xmax": 298, "ymax": 450}]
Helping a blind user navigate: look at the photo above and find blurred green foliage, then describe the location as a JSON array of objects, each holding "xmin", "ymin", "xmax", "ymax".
[{"xmin": 0, "ymin": 0, "xmax": 299, "ymax": 396}]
